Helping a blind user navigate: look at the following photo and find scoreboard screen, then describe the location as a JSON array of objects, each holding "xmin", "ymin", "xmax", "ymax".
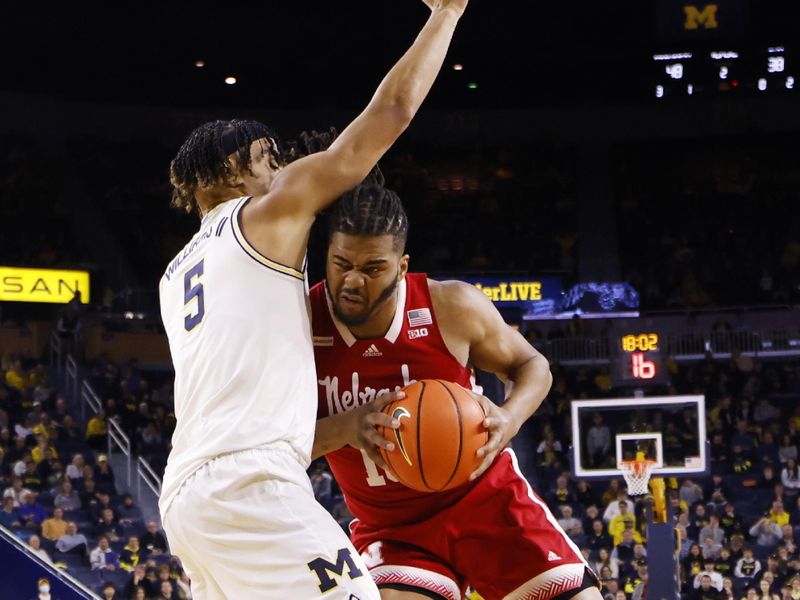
[{"xmin": 653, "ymin": 46, "xmax": 795, "ymax": 99}]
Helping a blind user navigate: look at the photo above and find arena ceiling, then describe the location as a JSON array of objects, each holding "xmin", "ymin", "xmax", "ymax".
[{"xmin": 1, "ymin": 2, "xmax": 796, "ymax": 110}]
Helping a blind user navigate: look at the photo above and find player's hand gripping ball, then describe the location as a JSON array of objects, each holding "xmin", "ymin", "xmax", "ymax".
[{"xmin": 378, "ymin": 379, "xmax": 488, "ymax": 492}]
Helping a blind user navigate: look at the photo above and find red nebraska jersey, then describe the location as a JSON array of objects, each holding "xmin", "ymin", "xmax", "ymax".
[{"xmin": 311, "ymin": 273, "xmax": 482, "ymax": 527}]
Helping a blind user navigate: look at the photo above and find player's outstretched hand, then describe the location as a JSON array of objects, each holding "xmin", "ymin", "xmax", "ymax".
[
  {"xmin": 420, "ymin": 0, "xmax": 469, "ymax": 17},
  {"xmin": 351, "ymin": 391, "xmax": 404, "ymax": 474},
  {"xmin": 470, "ymin": 394, "xmax": 520, "ymax": 481}
]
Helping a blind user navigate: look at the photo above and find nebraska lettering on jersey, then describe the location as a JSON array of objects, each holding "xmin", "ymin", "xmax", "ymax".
[{"xmin": 319, "ymin": 364, "xmax": 416, "ymax": 417}]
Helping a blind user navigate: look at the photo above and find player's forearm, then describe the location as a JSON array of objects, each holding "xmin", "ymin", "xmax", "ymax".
[
  {"xmin": 311, "ymin": 413, "xmax": 353, "ymax": 461},
  {"xmin": 368, "ymin": 7, "xmax": 461, "ymax": 119},
  {"xmin": 503, "ymin": 355, "xmax": 554, "ymax": 434}
]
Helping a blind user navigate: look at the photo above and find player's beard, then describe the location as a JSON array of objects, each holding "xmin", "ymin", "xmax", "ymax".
[{"xmin": 327, "ymin": 274, "xmax": 399, "ymax": 327}]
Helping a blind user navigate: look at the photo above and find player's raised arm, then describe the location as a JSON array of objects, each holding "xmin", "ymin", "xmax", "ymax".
[
  {"xmin": 242, "ymin": 1, "xmax": 468, "ymax": 263},
  {"xmin": 432, "ymin": 280, "xmax": 553, "ymax": 479}
]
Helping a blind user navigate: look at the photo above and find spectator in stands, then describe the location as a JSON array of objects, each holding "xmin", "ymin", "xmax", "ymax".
[
  {"xmin": 587, "ymin": 518, "xmax": 614, "ymax": 556},
  {"xmin": 558, "ymin": 504, "xmax": 584, "ymax": 543},
  {"xmin": 66, "ymin": 453, "xmax": 85, "ymax": 483},
  {"xmin": 140, "ymin": 520, "xmax": 168, "ymax": 556},
  {"xmin": 549, "ymin": 474, "xmax": 577, "ymax": 508},
  {"xmin": 609, "ymin": 501, "xmax": 638, "ymax": 545},
  {"xmin": 587, "ymin": 413, "xmax": 611, "ymax": 466},
  {"xmin": 685, "ymin": 543, "xmax": 704, "ymax": 583},
  {"xmin": 57, "ymin": 416, "xmax": 82, "ymax": 453},
  {"xmin": 779, "ymin": 436, "xmax": 798, "ymax": 465},
  {"xmin": 751, "ymin": 514, "xmax": 784, "ymax": 547},
  {"xmin": 85, "ymin": 410, "xmax": 108, "ymax": 451},
  {"xmin": 690, "ymin": 504, "xmax": 712, "ymax": 541},
  {"xmin": 96, "ymin": 507, "xmax": 122, "ymax": 543},
  {"xmin": 91, "ymin": 492, "xmax": 114, "ymax": 523},
  {"xmin": 602, "ymin": 479, "xmax": 623, "ymax": 507},
  {"xmin": 41, "ymin": 507, "xmax": 68, "ymax": 543},
  {"xmin": 732, "ymin": 420, "xmax": 757, "ymax": 455},
  {"xmin": 582, "ymin": 504, "xmax": 602, "ymax": 533},
  {"xmin": 93, "ymin": 454, "xmax": 116, "ymax": 495},
  {"xmin": 595, "ymin": 546, "xmax": 620, "ymax": 579},
  {"xmin": 3, "ymin": 474, "xmax": 30, "ymax": 507},
  {"xmin": 681, "ymin": 478, "xmax": 706, "ymax": 507},
  {"xmin": 715, "ymin": 546, "xmax": 734, "ymax": 579},
  {"xmin": 90, "ymin": 535, "xmax": 119, "ymax": 573},
  {"xmin": 55, "ymin": 521, "xmax": 88, "ymax": 559},
  {"xmin": 27, "ymin": 534, "xmax": 52, "ymax": 564},
  {"xmin": 18, "ymin": 490, "xmax": 46, "ymax": 529},
  {"xmin": 692, "ymin": 574, "xmax": 725, "ymax": 600},
  {"xmin": 695, "ymin": 561, "xmax": 724, "ymax": 591},
  {"xmin": 780, "ymin": 459, "xmax": 800, "ymax": 498},
  {"xmin": 101, "ymin": 582, "xmax": 117, "ymax": 600},
  {"xmin": 757, "ymin": 577, "xmax": 780, "ymax": 600},
  {"xmin": 123, "ymin": 565, "xmax": 155, "ymax": 599},
  {"xmin": 155, "ymin": 580, "xmax": 175, "ymax": 600},
  {"xmin": 0, "ymin": 495, "xmax": 21, "ymax": 528},
  {"xmin": 116, "ymin": 493, "xmax": 142, "ymax": 526},
  {"xmin": 576, "ymin": 480, "xmax": 599, "ymax": 508},
  {"xmin": 22, "ymin": 459, "xmax": 43, "ymax": 492},
  {"xmin": 708, "ymin": 490, "xmax": 728, "ymax": 514},
  {"xmin": 769, "ymin": 500, "xmax": 790, "ymax": 527},
  {"xmin": 53, "ymin": 480, "xmax": 81, "ymax": 512},
  {"xmin": 119, "ymin": 535, "xmax": 142, "ymax": 572},
  {"xmin": 729, "ymin": 534, "xmax": 746, "ymax": 561},
  {"xmin": 155, "ymin": 564, "xmax": 180, "ymax": 599},
  {"xmin": 604, "ymin": 489, "xmax": 632, "ymax": 524},
  {"xmin": 721, "ymin": 502, "xmax": 744, "ymax": 538},
  {"xmin": 702, "ymin": 534, "xmax": 724, "ymax": 560},
  {"xmin": 612, "ymin": 527, "xmax": 638, "ymax": 563},
  {"xmin": 735, "ymin": 547, "xmax": 762, "ymax": 584},
  {"xmin": 310, "ymin": 462, "xmax": 333, "ymax": 507},
  {"xmin": 701, "ymin": 514, "xmax": 727, "ymax": 546},
  {"xmin": 780, "ymin": 524, "xmax": 797, "ymax": 554},
  {"xmin": 756, "ymin": 432, "xmax": 781, "ymax": 466},
  {"xmin": 754, "ymin": 399, "xmax": 779, "ymax": 426}
]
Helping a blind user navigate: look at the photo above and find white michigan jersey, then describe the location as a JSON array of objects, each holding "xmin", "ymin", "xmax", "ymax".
[{"xmin": 158, "ymin": 196, "xmax": 317, "ymax": 514}]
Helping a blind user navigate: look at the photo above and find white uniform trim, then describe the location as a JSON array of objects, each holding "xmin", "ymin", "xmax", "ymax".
[{"xmin": 370, "ymin": 564, "xmax": 461, "ymax": 600}]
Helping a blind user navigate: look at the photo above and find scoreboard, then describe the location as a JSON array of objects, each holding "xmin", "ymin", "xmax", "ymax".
[
  {"xmin": 653, "ymin": 46, "xmax": 795, "ymax": 99},
  {"xmin": 652, "ymin": 0, "xmax": 795, "ymax": 99}
]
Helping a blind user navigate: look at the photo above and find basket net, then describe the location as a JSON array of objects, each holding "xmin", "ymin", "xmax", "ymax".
[{"xmin": 620, "ymin": 459, "xmax": 658, "ymax": 496}]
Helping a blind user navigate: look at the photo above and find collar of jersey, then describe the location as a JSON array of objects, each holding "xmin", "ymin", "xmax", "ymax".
[
  {"xmin": 325, "ymin": 278, "xmax": 406, "ymax": 347},
  {"xmin": 200, "ymin": 197, "xmax": 241, "ymax": 225}
]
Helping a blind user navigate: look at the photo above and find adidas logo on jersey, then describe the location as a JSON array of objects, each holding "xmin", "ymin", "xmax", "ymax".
[
  {"xmin": 362, "ymin": 344, "xmax": 382, "ymax": 358},
  {"xmin": 547, "ymin": 551, "xmax": 562, "ymax": 562}
]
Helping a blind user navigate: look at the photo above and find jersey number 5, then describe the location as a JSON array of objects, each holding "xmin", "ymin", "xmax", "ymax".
[{"xmin": 184, "ymin": 260, "xmax": 205, "ymax": 331}]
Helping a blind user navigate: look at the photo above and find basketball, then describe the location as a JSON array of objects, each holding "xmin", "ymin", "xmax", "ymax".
[{"xmin": 378, "ymin": 379, "xmax": 489, "ymax": 493}]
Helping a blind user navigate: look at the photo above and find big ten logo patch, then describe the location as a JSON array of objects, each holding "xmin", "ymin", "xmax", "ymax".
[
  {"xmin": 408, "ymin": 327, "xmax": 429, "ymax": 340},
  {"xmin": 308, "ymin": 547, "xmax": 364, "ymax": 593}
]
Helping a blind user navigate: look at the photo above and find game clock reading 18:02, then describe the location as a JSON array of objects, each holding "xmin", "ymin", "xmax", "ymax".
[{"xmin": 611, "ymin": 332, "xmax": 667, "ymax": 387}]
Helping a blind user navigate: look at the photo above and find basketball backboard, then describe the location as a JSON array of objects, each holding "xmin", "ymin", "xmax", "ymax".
[{"xmin": 570, "ymin": 395, "xmax": 707, "ymax": 480}]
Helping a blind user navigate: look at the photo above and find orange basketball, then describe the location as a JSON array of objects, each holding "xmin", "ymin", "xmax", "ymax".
[{"xmin": 378, "ymin": 379, "xmax": 488, "ymax": 493}]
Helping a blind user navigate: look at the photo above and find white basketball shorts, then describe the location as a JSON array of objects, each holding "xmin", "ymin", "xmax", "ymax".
[{"xmin": 162, "ymin": 442, "xmax": 380, "ymax": 599}]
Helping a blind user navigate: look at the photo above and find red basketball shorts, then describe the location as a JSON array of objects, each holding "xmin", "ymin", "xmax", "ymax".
[{"xmin": 350, "ymin": 448, "xmax": 595, "ymax": 600}]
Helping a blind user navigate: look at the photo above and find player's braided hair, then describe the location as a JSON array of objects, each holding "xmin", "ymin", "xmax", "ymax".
[
  {"xmin": 169, "ymin": 120, "xmax": 338, "ymax": 215},
  {"xmin": 328, "ymin": 165, "xmax": 409, "ymax": 251}
]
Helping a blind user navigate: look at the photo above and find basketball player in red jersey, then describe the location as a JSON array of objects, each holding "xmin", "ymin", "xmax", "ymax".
[{"xmin": 310, "ymin": 172, "xmax": 602, "ymax": 600}]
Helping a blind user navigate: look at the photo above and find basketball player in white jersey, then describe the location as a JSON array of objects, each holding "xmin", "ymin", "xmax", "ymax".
[{"xmin": 158, "ymin": 2, "xmax": 468, "ymax": 598}]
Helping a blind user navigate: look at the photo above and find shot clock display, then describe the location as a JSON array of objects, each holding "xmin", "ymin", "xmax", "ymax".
[{"xmin": 611, "ymin": 331, "xmax": 668, "ymax": 388}]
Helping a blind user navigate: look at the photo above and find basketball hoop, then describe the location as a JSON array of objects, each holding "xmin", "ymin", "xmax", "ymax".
[{"xmin": 620, "ymin": 458, "xmax": 658, "ymax": 496}]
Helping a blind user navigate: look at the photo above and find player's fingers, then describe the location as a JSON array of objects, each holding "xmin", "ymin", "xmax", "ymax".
[
  {"xmin": 469, "ymin": 453, "xmax": 495, "ymax": 481},
  {"xmin": 477, "ymin": 429, "xmax": 503, "ymax": 458},
  {"xmin": 364, "ymin": 412, "xmax": 399, "ymax": 429},
  {"xmin": 363, "ymin": 427, "xmax": 395, "ymax": 452},
  {"xmin": 372, "ymin": 390, "xmax": 405, "ymax": 411},
  {"xmin": 364, "ymin": 446, "xmax": 392, "ymax": 473}
]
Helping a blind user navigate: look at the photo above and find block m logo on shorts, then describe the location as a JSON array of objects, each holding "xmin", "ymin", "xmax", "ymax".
[
  {"xmin": 308, "ymin": 547, "xmax": 364, "ymax": 593},
  {"xmin": 684, "ymin": 4, "xmax": 718, "ymax": 29}
]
